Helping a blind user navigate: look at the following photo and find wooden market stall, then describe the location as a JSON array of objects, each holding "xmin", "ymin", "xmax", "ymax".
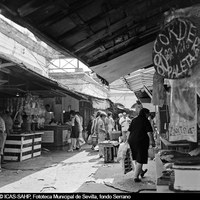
[{"xmin": 0, "ymin": 60, "xmax": 84, "ymax": 161}]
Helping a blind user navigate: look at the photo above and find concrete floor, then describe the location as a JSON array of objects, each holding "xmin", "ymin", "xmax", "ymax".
[{"xmin": 0, "ymin": 144, "xmax": 157, "ymax": 193}]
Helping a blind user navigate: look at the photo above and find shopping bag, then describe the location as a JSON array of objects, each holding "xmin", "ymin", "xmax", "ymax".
[
  {"xmin": 79, "ymin": 131, "xmax": 86, "ymax": 146},
  {"xmin": 87, "ymin": 134, "xmax": 92, "ymax": 144},
  {"xmin": 67, "ymin": 138, "xmax": 72, "ymax": 144},
  {"xmin": 122, "ymin": 148, "xmax": 134, "ymax": 174},
  {"xmin": 148, "ymin": 147, "xmax": 155, "ymax": 160},
  {"xmin": 66, "ymin": 132, "xmax": 71, "ymax": 144},
  {"xmin": 117, "ymin": 142, "xmax": 129, "ymax": 162}
]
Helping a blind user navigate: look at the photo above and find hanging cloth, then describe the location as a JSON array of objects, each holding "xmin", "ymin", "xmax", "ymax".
[{"xmin": 152, "ymin": 71, "xmax": 166, "ymax": 107}]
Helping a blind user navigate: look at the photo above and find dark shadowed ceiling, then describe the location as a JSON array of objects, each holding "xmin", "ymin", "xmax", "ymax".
[{"xmin": 0, "ymin": 0, "xmax": 199, "ymax": 83}]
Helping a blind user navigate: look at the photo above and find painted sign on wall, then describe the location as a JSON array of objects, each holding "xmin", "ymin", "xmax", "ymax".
[
  {"xmin": 169, "ymin": 79, "xmax": 197, "ymax": 142},
  {"xmin": 153, "ymin": 18, "xmax": 200, "ymax": 79}
]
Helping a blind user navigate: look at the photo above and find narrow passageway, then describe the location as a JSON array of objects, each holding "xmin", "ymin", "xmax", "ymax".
[
  {"xmin": 0, "ymin": 145, "xmax": 101, "ymax": 193},
  {"xmin": 0, "ymin": 144, "xmax": 156, "ymax": 193}
]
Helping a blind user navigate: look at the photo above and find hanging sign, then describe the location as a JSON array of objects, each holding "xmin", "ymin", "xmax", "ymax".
[
  {"xmin": 153, "ymin": 18, "xmax": 200, "ymax": 79},
  {"xmin": 169, "ymin": 79, "xmax": 197, "ymax": 142}
]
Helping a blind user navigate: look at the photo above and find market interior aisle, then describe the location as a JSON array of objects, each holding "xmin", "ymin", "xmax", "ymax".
[{"xmin": 0, "ymin": 150, "xmax": 102, "ymax": 193}]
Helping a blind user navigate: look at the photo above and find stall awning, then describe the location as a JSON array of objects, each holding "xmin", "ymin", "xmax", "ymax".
[
  {"xmin": 92, "ymin": 99, "xmax": 111, "ymax": 110},
  {"xmin": 0, "ymin": 60, "xmax": 85, "ymax": 100},
  {"xmin": 91, "ymin": 42, "xmax": 154, "ymax": 83},
  {"xmin": 0, "ymin": 0, "xmax": 198, "ymax": 84},
  {"xmin": 124, "ymin": 66, "xmax": 155, "ymax": 92}
]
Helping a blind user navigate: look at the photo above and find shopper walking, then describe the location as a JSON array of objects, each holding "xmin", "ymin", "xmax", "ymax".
[
  {"xmin": 128, "ymin": 108, "xmax": 155, "ymax": 182},
  {"xmin": 97, "ymin": 112, "xmax": 107, "ymax": 158},
  {"xmin": 107, "ymin": 112, "xmax": 115, "ymax": 132},
  {"xmin": 116, "ymin": 113, "xmax": 122, "ymax": 131},
  {"xmin": 104, "ymin": 112, "xmax": 116, "ymax": 140},
  {"xmin": 119, "ymin": 112, "xmax": 131, "ymax": 142},
  {"xmin": 90, "ymin": 111, "xmax": 101, "ymax": 150},
  {"xmin": 86, "ymin": 115, "xmax": 95, "ymax": 141},
  {"xmin": 68, "ymin": 110, "xmax": 81, "ymax": 152},
  {"xmin": 76, "ymin": 111, "xmax": 85, "ymax": 147}
]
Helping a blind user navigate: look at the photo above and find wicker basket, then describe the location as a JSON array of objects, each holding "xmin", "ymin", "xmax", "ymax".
[{"xmin": 109, "ymin": 131, "xmax": 121, "ymax": 141}]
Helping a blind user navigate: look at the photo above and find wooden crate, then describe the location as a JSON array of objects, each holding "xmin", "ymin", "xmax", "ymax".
[
  {"xmin": 104, "ymin": 146, "xmax": 114, "ymax": 163},
  {"xmin": 113, "ymin": 144, "xmax": 119, "ymax": 157},
  {"xmin": 4, "ymin": 132, "xmax": 43, "ymax": 162},
  {"xmin": 99, "ymin": 142, "xmax": 114, "ymax": 163}
]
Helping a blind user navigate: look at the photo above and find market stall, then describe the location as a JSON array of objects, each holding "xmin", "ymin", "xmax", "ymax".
[
  {"xmin": 1, "ymin": 93, "xmax": 45, "ymax": 162},
  {"xmin": 0, "ymin": 61, "xmax": 85, "ymax": 161},
  {"xmin": 152, "ymin": 5, "xmax": 200, "ymax": 192},
  {"xmin": 41, "ymin": 125, "xmax": 71, "ymax": 150}
]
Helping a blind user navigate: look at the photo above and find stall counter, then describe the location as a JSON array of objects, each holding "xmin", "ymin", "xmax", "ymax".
[
  {"xmin": 4, "ymin": 132, "xmax": 43, "ymax": 162},
  {"xmin": 42, "ymin": 125, "xmax": 71, "ymax": 150}
]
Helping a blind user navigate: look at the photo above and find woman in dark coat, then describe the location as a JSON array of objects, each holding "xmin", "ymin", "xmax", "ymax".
[{"xmin": 128, "ymin": 108, "xmax": 155, "ymax": 182}]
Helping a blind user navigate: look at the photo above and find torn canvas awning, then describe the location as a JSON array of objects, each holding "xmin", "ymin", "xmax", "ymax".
[{"xmin": 91, "ymin": 42, "xmax": 154, "ymax": 84}]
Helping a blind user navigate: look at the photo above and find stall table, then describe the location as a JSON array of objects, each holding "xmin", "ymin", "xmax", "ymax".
[
  {"xmin": 160, "ymin": 136, "xmax": 190, "ymax": 153},
  {"xmin": 4, "ymin": 132, "xmax": 43, "ymax": 162},
  {"xmin": 99, "ymin": 141, "xmax": 119, "ymax": 163},
  {"xmin": 42, "ymin": 125, "xmax": 71, "ymax": 150}
]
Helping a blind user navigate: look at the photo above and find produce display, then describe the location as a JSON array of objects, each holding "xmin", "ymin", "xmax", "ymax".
[{"xmin": 3, "ymin": 93, "xmax": 46, "ymax": 132}]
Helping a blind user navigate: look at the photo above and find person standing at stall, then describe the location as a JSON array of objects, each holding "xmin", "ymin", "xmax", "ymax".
[
  {"xmin": 0, "ymin": 114, "xmax": 6, "ymax": 169},
  {"xmin": 2, "ymin": 111, "xmax": 13, "ymax": 135},
  {"xmin": 44, "ymin": 104, "xmax": 55, "ymax": 125},
  {"xmin": 128, "ymin": 108, "xmax": 155, "ymax": 182}
]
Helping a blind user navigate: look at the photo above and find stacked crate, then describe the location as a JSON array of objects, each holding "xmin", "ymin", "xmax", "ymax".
[
  {"xmin": 113, "ymin": 144, "xmax": 119, "ymax": 157},
  {"xmin": 4, "ymin": 132, "xmax": 43, "ymax": 162},
  {"xmin": 104, "ymin": 145, "xmax": 114, "ymax": 163}
]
